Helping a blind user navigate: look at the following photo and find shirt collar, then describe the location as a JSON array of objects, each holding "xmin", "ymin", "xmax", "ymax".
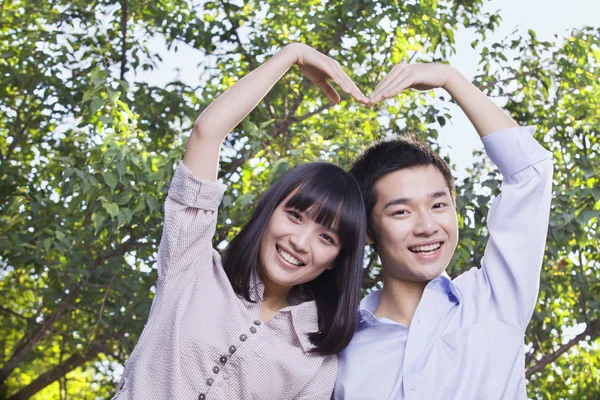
[
  {"xmin": 357, "ymin": 272, "xmax": 462, "ymax": 324},
  {"xmin": 249, "ymin": 271, "xmax": 319, "ymax": 353},
  {"xmin": 289, "ymin": 300, "xmax": 319, "ymax": 352},
  {"xmin": 427, "ymin": 273, "xmax": 462, "ymax": 303},
  {"xmin": 358, "ymin": 290, "xmax": 383, "ymax": 325}
]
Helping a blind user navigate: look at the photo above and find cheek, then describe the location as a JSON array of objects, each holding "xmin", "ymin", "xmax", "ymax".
[
  {"xmin": 265, "ymin": 212, "xmax": 289, "ymax": 237},
  {"xmin": 378, "ymin": 219, "xmax": 410, "ymax": 243},
  {"xmin": 314, "ymin": 245, "xmax": 340, "ymax": 268},
  {"xmin": 442, "ymin": 213, "xmax": 459, "ymax": 237}
]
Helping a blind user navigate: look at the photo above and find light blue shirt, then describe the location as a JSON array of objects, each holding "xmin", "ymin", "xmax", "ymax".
[{"xmin": 334, "ymin": 126, "xmax": 553, "ymax": 400}]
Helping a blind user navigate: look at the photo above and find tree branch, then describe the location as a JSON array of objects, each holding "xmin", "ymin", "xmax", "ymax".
[
  {"xmin": 6, "ymin": 333, "xmax": 120, "ymax": 400},
  {"xmin": 0, "ymin": 307, "xmax": 39, "ymax": 327},
  {"xmin": 120, "ymin": 0, "xmax": 128, "ymax": 81},
  {"xmin": 526, "ymin": 319, "xmax": 600, "ymax": 379},
  {"xmin": 0, "ymin": 238, "xmax": 146, "ymax": 386},
  {"xmin": 96, "ymin": 273, "xmax": 115, "ymax": 327},
  {"xmin": 292, "ymin": 102, "xmax": 333, "ymax": 123},
  {"xmin": 320, "ymin": 4, "xmax": 367, "ymax": 55}
]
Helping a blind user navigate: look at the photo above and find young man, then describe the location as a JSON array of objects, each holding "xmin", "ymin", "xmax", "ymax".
[{"xmin": 333, "ymin": 64, "xmax": 553, "ymax": 399}]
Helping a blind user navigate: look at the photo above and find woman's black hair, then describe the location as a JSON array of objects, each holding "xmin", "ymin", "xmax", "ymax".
[{"xmin": 223, "ymin": 162, "xmax": 366, "ymax": 356}]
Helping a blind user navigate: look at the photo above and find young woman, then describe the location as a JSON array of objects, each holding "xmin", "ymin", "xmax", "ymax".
[{"xmin": 113, "ymin": 43, "xmax": 370, "ymax": 399}]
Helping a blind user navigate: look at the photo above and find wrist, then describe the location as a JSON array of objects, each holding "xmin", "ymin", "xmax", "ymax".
[
  {"xmin": 442, "ymin": 66, "xmax": 466, "ymax": 94},
  {"xmin": 278, "ymin": 43, "xmax": 304, "ymax": 65}
]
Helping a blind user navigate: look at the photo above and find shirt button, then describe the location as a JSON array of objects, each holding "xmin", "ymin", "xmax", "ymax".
[
  {"xmin": 198, "ymin": 394, "xmax": 206, "ymax": 400},
  {"xmin": 412, "ymin": 351, "xmax": 418, "ymax": 359},
  {"xmin": 253, "ymin": 320, "xmax": 262, "ymax": 325},
  {"xmin": 213, "ymin": 366, "xmax": 220, "ymax": 374},
  {"xmin": 219, "ymin": 356, "xmax": 227, "ymax": 364},
  {"xmin": 410, "ymin": 385, "xmax": 416, "ymax": 391},
  {"xmin": 240, "ymin": 334, "xmax": 248, "ymax": 341},
  {"xmin": 250, "ymin": 327, "xmax": 257, "ymax": 333},
  {"xmin": 229, "ymin": 345, "xmax": 237, "ymax": 354},
  {"xmin": 206, "ymin": 378, "xmax": 214, "ymax": 386}
]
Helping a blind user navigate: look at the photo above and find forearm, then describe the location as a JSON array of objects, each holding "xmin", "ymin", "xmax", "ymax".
[
  {"xmin": 442, "ymin": 67, "xmax": 517, "ymax": 138},
  {"xmin": 183, "ymin": 45, "xmax": 297, "ymax": 180},
  {"xmin": 193, "ymin": 46, "xmax": 297, "ymax": 141}
]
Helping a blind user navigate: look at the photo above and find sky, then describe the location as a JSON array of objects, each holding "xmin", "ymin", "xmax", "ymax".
[
  {"xmin": 138, "ymin": 0, "xmax": 599, "ymax": 180},
  {"xmin": 439, "ymin": 0, "xmax": 600, "ymax": 178}
]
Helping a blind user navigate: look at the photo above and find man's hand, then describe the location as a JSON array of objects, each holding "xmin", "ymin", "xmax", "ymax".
[{"xmin": 367, "ymin": 63, "xmax": 453, "ymax": 106}]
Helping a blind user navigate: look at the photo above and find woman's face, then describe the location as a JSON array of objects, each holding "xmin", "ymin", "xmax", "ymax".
[{"xmin": 258, "ymin": 191, "xmax": 342, "ymax": 290}]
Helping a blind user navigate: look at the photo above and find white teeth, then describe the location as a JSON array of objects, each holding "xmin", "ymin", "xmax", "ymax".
[
  {"xmin": 410, "ymin": 243, "xmax": 441, "ymax": 253},
  {"xmin": 277, "ymin": 246, "xmax": 303, "ymax": 266}
]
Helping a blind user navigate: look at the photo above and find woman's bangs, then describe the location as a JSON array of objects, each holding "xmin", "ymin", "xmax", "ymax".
[{"xmin": 284, "ymin": 178, "xmax": 358, "ymax": 245}]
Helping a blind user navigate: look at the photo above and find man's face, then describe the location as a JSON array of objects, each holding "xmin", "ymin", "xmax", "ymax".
[{"xmin": 370, "ymin": 165, "xmax": 458, "ymax": 283}]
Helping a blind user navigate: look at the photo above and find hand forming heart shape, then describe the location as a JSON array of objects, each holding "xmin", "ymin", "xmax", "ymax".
[{"xmin": 289, "ymin": 42, "xmax": 453, "ymax": 108}]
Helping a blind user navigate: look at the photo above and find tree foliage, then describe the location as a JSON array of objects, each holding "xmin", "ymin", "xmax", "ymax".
[{"xmin": 0, "ymin": 0, "xmax": 597, "ymax": 398}]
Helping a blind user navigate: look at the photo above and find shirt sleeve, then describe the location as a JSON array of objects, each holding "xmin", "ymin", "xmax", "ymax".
[
  {"xmin": 295, "ymin": 355, "xmax": 337, "ymax": 399},
  {"xmin": 156, "ymin": 161, "xmax": 227, "ymax": 279},
  {"xmin": 454, "ymin": 126, "xmax": 553, "ymax": 330}
]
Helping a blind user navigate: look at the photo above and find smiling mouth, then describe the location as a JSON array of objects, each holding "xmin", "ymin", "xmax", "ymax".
[
  {"xmin": 408, "ymin": 242, "xmax": 443, "ymax": 255},
  {"xmin": 276, "ymin": 245, "xmax": 306, "ymax": 267}
]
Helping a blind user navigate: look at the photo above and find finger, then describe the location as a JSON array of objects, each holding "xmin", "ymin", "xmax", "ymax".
[
  {"xmin": 328, "ymin": 65, "xmax": 369, "ymax": 104},
  {"xmin": 370, "ymin": 66, "xmax": 408, "ymax": 102},
  {"xmin": 319, "ymin": 57, "xmax": 365, "ymax": 102},
  {"xmin": 337, "ymin": 70, "xmax": 369, "ymax": 104},
  {"xmin": 370, "ymin": 65, "xmax": 405, "ymax": 97},
  {"xmin": 345, "ymin": 77, "xmax": 370, "ymax": 104},
  {"xmin": 314, "ymin": 79, "xmax": 341, "ymax": 103},
  {"xmin": 370, "ymin": 67, "xmax": 411, "ymax": 104},
  {"xmin": 378, "ymin": 76, "xmax": 412, "ymax": 102}
]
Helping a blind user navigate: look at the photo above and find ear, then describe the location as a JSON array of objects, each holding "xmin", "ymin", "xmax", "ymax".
[
  {"xmin": 366, "ymin": 230, "xmax": 375, "ymax": 245},
  {"xmin": 325, "ymin": 264, "xmax": 335, "ymax": 271}
]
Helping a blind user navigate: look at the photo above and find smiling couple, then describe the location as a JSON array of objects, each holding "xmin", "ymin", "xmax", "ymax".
[{"xmin": 114, "ymin": 43, "xmax": 552, "ymax": 400}]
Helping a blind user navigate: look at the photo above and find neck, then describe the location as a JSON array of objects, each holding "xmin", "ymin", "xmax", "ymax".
[
  {"xmin": 259, "ymin": 271, "xmax": 291, "ymax": 312},
  {"xmin": 375, "ymin": 275, "xmax": 428, "ymax": 327}
]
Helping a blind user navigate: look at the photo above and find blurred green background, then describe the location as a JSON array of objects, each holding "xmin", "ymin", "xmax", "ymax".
[{"xmin": 1, "ymin": 0, "xmax": 598, "ymax": 398}]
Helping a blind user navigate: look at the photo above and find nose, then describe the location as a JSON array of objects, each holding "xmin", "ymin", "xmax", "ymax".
[
  {"xmin": 289, "ymin": 229, "xmax": 310, "ymax": 253},
  {"xmin": 413, "ymin": 211, "xmax": 438, "ymax": 237}
]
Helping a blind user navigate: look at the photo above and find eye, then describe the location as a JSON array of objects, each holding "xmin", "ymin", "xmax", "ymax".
[
  {"xmin": 392, "ymin": 209, "xmax": 408, "ymax": 216},
  {"xmin": 433, "ymin": 202, "xmax": 447, "ymax": 209},
  {"xmin": 287, "ymin": 209, "xmax": 302, "ymax": 221},
  {"xmin": 320, "ymin": 233, "xmax": 337, "ymax": 245}
]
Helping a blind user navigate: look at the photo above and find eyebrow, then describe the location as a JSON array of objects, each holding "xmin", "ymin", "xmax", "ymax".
[
  {"xmin": 291, "ymin": 206, "xmax": 341, "ymax": 235},
  {"xmin": 382, "ymin": 191, "xmax": 449, "ymax": 210}
]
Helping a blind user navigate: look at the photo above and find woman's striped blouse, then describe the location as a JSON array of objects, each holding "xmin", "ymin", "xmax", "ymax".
[{"xmin": 113, "ymin": 162, "xmax": 337, "ymax": 399}]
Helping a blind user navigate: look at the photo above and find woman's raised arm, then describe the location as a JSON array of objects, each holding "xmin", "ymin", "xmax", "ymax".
[{"xmin": 183, "ymin": 43, "xmax": 368, "ymax": 181}]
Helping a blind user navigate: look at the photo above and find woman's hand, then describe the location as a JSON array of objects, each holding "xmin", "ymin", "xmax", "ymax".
[
  {"xmin": 367, "ymin": 63, "xmax": 454, "ymax": 106},
  {"xmin": 283, "ymin": 43, "xmax": 369, "ymax": 105}
]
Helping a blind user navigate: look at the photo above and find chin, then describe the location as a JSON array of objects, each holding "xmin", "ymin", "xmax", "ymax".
[
  {"xmin": 260, "ymin": 261, "xmax": 299, "ymax": 287},
  {"xmin": 402, "ymin": 263, "xmax": 446, "ymax": 283}
]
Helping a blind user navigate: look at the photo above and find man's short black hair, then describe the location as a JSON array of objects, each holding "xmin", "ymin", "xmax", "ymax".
[{"xmin": 350, "ymin": 134, "xmax": 456, "ymax": 239}]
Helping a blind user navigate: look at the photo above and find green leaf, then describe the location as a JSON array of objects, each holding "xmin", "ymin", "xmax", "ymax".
[
  {"xmin": 145, "ymin": 194, "xmax": 158, "ymax": 213},
  {"xmin": 133, "ymin": 199, "xmax": 146, "ymax": 213},
  {"xmin": 104, "ymin": 171, "xmax": 119, "ymax": 192},
  {"xmin": 237, "ymin": 193, "xmax": 256, "ymax": 208},
  {"xmin": 43, "ymin": 237, "xmax": 52, "ymax": 252},
  {"xmin": 102, "ymin": 202, "xmax": 120, "ymax": 218},
  {"xmin": 117, "ymin": 208, "xmax": 132, "ymax": 227},
  {"xmin": 116, "ymin": 161, "xmax": 127, "ymax": 178},
  {"xmin": 90, "ymin": 98, "xmax": 104, "ymax": 113},
  {"xmin": 116, "ymin": 186, "xmax": 134, "ymax": 205}
]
